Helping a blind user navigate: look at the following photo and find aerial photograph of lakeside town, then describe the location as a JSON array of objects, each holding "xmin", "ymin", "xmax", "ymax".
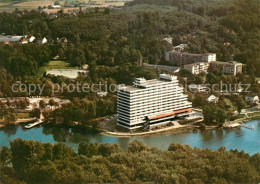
[{"xmin": 0, "ymin": 0, "xmax": 260, "ymax": 183}]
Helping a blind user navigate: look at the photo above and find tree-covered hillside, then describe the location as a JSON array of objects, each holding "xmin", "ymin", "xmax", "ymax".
[
  {"xmin": 0, "ymin": 0, "xmax": 260, "ymax": 79},
  {"xmin": 0, "ymin": 139, "xmax": 259, "ymax": 184}
]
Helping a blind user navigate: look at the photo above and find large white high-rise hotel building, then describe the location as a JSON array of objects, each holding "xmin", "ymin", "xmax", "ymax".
[{"xmin": 117, "ymin": 74, "xmax": 192, "ymax": 130}]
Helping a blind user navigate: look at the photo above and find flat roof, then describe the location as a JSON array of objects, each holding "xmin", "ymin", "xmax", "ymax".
[
  {"xmin": 118, "ymin": 79, "xmax": 172, "ymax": 92},
  {"xmin": 118, "ymin": 74, "xmax": 177, "ymax": 92},
  {"xmin": 118, "ymin": 86, "xmax": 140, "ymax": 92},
  {"xmin": 184, "ymin": 62, "xmax": 209, "ymax": 67},
  {"xmin": 168, "ymin": 50, "xmax": 216, "ymax": 56},
  {"xmin": 210, "ymin": 61, "xmax": 242, "ymax": 65}
]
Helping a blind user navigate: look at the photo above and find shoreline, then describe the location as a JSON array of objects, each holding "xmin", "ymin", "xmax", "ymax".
[
  {"xmin": 223, "ymin": 112, "xmax": 260, "ymax": 128},
  {"xmin": 100, "ymin": 126, "xmax": 196, "ymax": 137},
  {"xmin": 100, "ymin": 121, "xmax": 216, "ymax": 137},
  {"xmin": 100, "ymin": 112, "xmax": 260, "ymax": 137},
  {"xmin": 1, "ymin": 111, "xmax": 259, "ymax": 138},
  {"xmin": 0, "ymin": 118, "xmax": 37, "ymax": 128}
]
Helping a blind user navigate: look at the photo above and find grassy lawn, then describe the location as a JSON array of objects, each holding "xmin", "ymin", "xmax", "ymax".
[
  {"xmin": 37, "ymin": 60, "xmax": 78, "ymax": 77},
  {"xmin": 16, "ymin": 112, "xmax": 31, "ymax": 119},
  {"xmin": 224, "ymin": 98, "xmax": 235, "ymax": 111},
  {"xmin": 248, "ymin": 111, "xmax": 260, "ymax": 117}
]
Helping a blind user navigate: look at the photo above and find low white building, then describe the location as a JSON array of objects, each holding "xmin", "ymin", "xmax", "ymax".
[
  {"xmin": 51, "ymin": 5, "xmax": 62, "ymax": 9},
  {"xmin": 163, "ymin": 37, "xmax": 172, "ymax": 44},
  {"xmin": 0, "ymin": 35, "xmax": 35, "ymax": 44},
  {"xmin": 27, "ymin": 35, "xmax": 36, "ymax": 43},
  {"xmin": 245, "ymin": 95, "xmax": 259, "ymax": 105},
  {"xmin": 207, "ymin": 94, "xmax": 219, "ymax": 103},
  {"xmin": 97, "ymin": 91, "xmax": 108, "ymax": 97},
  {"xmin": 28, "ymin": 97, "xmax": 70, "ymax": 110},
  {"xmin": 173, "ymin": 44, "xmax": 188, "ymax": 52},
  {"xmin": 184, "ymin": 62, "xmax": 210, "ymax": 74},
  {"xmin": 36, "ymin": 37, "xmax": 47, "ymax": 44},
  {"xmin": 20, "ymin": 37, "xmax": 28, "ymax": 44},
  {"xmin": 0, "ymin": 35, "xmax": 23, "ymax": 42}
]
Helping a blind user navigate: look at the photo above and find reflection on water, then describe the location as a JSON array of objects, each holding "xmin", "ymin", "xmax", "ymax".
[
  {"xmin": 1, "ymin": 125, "xmax": 19, "ymax": 137},
  {"xmin": 201, "ymin": 131, "xmax": 214, "ymax": 142},
  {"xmin": 0, "ymin": 120, "xmax": 259, "ymax": 155},
  {"xmin": 42, "ymin": 125, "xmax": 101, "ymax": 144},
  {"xmin": 233, "ymin": 128, "xmax": 243, "ymax": 137},
  {"xmin": 215, "ymin": 129, "xmax": 224, "ymax": 141}
]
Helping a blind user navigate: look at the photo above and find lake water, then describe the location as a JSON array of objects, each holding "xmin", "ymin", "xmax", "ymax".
[{"xmin": 0, "ymin": 120, "xmax": 259, "ymax": 155}]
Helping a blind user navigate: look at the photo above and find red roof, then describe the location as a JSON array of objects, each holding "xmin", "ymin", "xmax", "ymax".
[{"xmin": 148, "ymin": 108, "xmax": 191, "ymax": 120}]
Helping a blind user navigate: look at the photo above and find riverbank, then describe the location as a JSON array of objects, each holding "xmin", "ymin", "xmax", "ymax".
[
  {"xmin": 101, "ymin": 110, "xmax": 260, "ymax": 137},
  {"xmin": 224, "ymin": 111, "xmax": 260, "ymax": 128},
  {"xmin": 0, "ymin": 120, "xmax": 259, "ymax": 155},
  {"xmin": 0, "ymin": 118, "xmax": 37, "ymax": 128},
  {"xmin": 100, "ymin": 119, "xmax": 208, "ymax": 137}
]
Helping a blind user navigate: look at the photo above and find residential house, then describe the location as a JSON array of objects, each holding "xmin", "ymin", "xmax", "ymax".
[
  {"xmin": 27, "ymin": 35, "xmax": 36, "ymax": 43},
  {"xmin": 245, "ymin": 95, "xmax": 259, "ymax": 105},
  {"xmin": 97, "ymin": 91, "xmax": 108, "ymax": 97},
  {"xmin": 162, "ymin": 38, "xmax": 172, "ymax": 44},
  {"xmin": 36, "ymin": 37, "xmax": 48, "ymax": 44},
  {"xmin": 57, "ymin": 37, "xmax": 68, "ymax": 43},
  {"xmin": 173, "ymin": 44, "xmax": 188, "ymax": 52},
  {"xmin": 20, "ymin": 37, "xmax": 28, "ymax": 44},
  {"xmin": 207, "ymin": 94, "xmax": 219, "ymax": 103}
]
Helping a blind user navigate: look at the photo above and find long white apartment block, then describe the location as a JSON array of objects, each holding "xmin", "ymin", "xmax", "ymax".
[
  {"xmin": 117, "ymin": 74, "xmax": 192, "ymax": 130},
  {"xmin": 165, "ymin": 50, "xmax": 216, "ymax": 66}
]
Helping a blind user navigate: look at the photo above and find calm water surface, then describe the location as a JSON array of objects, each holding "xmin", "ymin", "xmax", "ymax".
[{"xmin": 0, "ymin": 120, "xmax": 259, "ymax": 155}]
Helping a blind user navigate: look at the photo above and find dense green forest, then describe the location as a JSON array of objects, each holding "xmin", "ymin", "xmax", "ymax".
[
  {"xmin": 0, "ymin": 0, "xmax": 260, "ymax": 80},
  {"xmin": 0, "ymin": 139, "xmax": 259, "ymax": 184}
]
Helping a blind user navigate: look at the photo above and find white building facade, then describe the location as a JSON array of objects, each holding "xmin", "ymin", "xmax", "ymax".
[
  {"xmin": 117, "ymin": 74, "xmax": 192, "ymax": 130},
  {"xmin": 184, "ymin": 62, "xmax": 210, "ymax": 74},
  {"xmin": 165, "ymin": 50, "xmax": 216, "ymax": 66},
  {"xmin": 209, "ymin": 61, "xmax": 242, "ymax": 75}
]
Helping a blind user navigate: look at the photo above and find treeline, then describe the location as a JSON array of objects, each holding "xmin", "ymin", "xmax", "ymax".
[
  {"xmin": 0, "ymin": 139, "xmax": 259, "ymax": 184},
  {"xmin": 0, "ymin": 44, "xmax": 54, "ymax": 78},
  {"xmin": 46, "ymin": 96, "xmax": 117, "ymax": 126},
  {"xmin": 0, "ymin": 63, "xmax": 159, "ymax": 98},
  {"xmin": 0, "ymin": 0, "xmax": 260, "ymax": 81}
]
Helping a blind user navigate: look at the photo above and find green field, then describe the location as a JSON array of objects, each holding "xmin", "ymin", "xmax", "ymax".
[
  {"xmin": 37, "ymin": 60, "xmax": 78, "ymax": 77},
  {"xmin": 224, "ymin": 98, "xmax": 235, "ymax": 111},
  {"xmin": 0, "ymin": 0, "xmax": 126, "ymax": 12},
  {"xmin": 16, "ymin": 112, "xmax": 31, "ymax": 119}
]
